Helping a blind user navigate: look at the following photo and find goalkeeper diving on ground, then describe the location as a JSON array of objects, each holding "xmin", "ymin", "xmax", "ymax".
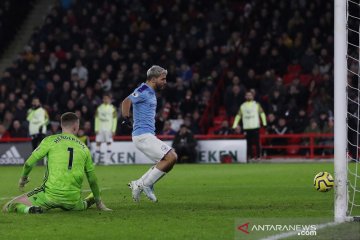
[{"xmin": 2, "ymin": 112, "xmax": 111, "ymax": 214}]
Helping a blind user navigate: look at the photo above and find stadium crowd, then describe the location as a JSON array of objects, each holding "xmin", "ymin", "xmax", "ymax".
[
  {"xmin": 0, "ymin": 0, "xmax": 334, "ymax": 144},
  {"xmin": 0, "ymin": 0, "xmax": 34, "ymax": 55}
]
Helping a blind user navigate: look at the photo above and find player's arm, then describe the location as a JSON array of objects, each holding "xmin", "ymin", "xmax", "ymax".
[
  {"xmin": 43, "ymin": 110, "xmax": 49, "ymax": 125},
  {"xmin": 26, "ymin": 109, "xmax": 33, "ymax": 121},
  {"xmin": 258, "ymin": 104, "xmax": 267, "ymax": 127},
  {"xmin": 39, "ymin": 110, "xmax": 49, "ymax": 134},
  {"xmin": 121, "ymin": 97, "xmax": 133, "ymax": 128},
  {"xmin": 94, "ymin": 108, "xmax": 100, "ymax": 134},
  {"xmin": 19, "ymin": 137, "xmax": 50, "ymax": 190},
  {"xmin": 121, "ymin": 97, "xmax": 132, "ymax": 118},
  {"xmin": 112, "ymin": 106, "xmax": 117, "ymax": 134},
  {"xmin": 232, "ymin": 107, "xmax": 242, "ymax": 129},
  {"xmin": 85, "ymin": 151, "xmax": 111, "ymax": 211}
]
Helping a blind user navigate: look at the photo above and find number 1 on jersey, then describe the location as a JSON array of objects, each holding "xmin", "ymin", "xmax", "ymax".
[{"xmin": 67, "ymin": 147, "xmax": 74, "ymax": 170}]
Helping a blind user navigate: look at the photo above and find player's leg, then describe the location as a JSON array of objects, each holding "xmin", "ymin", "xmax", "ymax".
[
  {"xmin": 130, "ymin": 134, "xmax": 177, "ymax": 202},
  {"xmin": 155, "ymin": 149, "xmax": 177, "ymax": 173},
  {"xmin": 3, "ymin": 192, "xmax": 43, "ymax": 214},
  {"xmin": 254, "ymin": 129, "xmax": 261, "ymax": 159},
  {"xmin": 31, "ymin": 135, "xmax": 37, "ymax": 150},
  {"xmin": 105, "ymin": 130, "xmax": 113, "ymax": 162},
  {"xmin": 141, "ymin": 150, "xmax": 177, "ymax": 202},
  {"xmin": 95, "ymin": 131, "xmax": 103, "ymax": 163},
  {"xmin": 245, "ymin": 131, "xmax": 252, "ymax": 161},
  {"xmin": 62, "ymin": 198, "xmax": 89, "ymax": 211}
]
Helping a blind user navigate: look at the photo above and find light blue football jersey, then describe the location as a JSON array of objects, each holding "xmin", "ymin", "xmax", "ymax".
[{"xmin": 128, "ymin": 83, "xmax": 157, "ymax": 136}]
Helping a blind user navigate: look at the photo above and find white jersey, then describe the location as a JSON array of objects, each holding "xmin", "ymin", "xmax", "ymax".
[
  {"xmin": 27, "ymin": 107, "xmax": 48, "ymax": 135},
  {"xmin": 95, "ymin": 103, "xmax": 117, "ymax": 132}
]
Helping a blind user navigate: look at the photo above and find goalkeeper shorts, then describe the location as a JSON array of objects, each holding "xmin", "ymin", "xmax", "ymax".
[{"xmin": 27, "ymin": 187, "xmax": 87, "ymax": 211}]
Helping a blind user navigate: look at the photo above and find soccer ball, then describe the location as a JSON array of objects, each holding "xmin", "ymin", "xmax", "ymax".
[{"xmin": 314, "ymin": 172, "xmax": 334, "ymax": 192}]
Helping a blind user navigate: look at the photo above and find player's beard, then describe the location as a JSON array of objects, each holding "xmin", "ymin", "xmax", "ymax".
[{"xmin": 155, "ymin": 83, "xmax": 166, "ymax": 92}]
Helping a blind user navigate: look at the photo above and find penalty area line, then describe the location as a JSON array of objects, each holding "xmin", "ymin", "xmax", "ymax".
[
  {"xmin": 82, "ymin": 187, "xmax": 112, "ymax": 193},
  {"xmin": 0, "ymin": 196, "xmax": 14, "ymax": 201},
  {"xmin": 260, "ymin": 221, "xmax": 341, "ymax": 240}
]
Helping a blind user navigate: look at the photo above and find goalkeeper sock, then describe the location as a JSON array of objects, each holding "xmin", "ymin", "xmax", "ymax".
[
  {"xmin": 142, "ymin": 167, "xmax": 165, "ymax": 187},
  {"xmin": 6, "ymin": 202, "xmax": 31, "ymax": 214}
]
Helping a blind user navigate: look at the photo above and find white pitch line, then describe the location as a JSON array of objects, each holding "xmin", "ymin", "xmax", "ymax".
[
  {"xmin": 82, "ymin": 187, "xmax": 113, "ymax": 193},
  {"xmin": 0, "ymin": 187, "xmax": 113, "ymax": 201},
  {"xmin": 0, "ymin": 196, "xmax": 14, "ymax": 201},
  {"xmin": 260, "ymin": 222, "xmax": 340, "ymax": 240}
]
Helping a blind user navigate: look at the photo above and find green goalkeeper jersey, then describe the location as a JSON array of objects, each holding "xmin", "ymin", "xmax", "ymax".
[{"xmin": 22, "ymin": 133, "xmax": 96, "ymax": 205}]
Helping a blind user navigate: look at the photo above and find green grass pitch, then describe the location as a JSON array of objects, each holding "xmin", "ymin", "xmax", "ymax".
[{"xmin": 0, "ymin": 163, "xmax": 359, "ymax": 240}]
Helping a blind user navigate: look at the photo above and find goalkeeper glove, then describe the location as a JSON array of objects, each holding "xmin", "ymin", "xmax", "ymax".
[
  {"xmin": 18, "ymin": 176, "xmax": 29, "ymax": 191},
  {"xmin": 121, "ymin": 117, "xmax": 132, "ymax": 129},
  {"xmin": 96, "ymin": 200, "xmax": 112, "ymax": 211}
]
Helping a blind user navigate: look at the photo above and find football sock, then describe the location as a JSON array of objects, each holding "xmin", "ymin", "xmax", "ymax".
[
  {"xmin": 138, "ymin": 166, "xmax": 155, "ymax": 184},
  {"xmin": 142, "ymin": 167, "xmax": 165, "ymax": 187},
  {"xmin": 95, "ymin": 146, "xmax": 101, "ymax": 160},
  {"xmin": 106, "ymin": 149, "xmax": 112, "ymax": 155},
  {"xmin": 6, "ymin": 202, "xmax": 31, "ymax": 214}
]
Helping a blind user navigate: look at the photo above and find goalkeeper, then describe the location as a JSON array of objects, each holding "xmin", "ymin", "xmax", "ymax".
[{"xmin": 2, "ymin": 112, "xmax": 111, "ymax": 214}]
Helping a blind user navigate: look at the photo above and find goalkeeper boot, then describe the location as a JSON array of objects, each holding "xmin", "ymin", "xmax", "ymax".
[
  {"xmin": 128, "ymin": 180, "xmax": 142, "ymax": 202},
  {"xmin": 28, "ymin": 206, "xmax": 43, "ymax": 214},
  {"xmin": 142, "ymin": 185, "xmax": 157, "ymax": 202},
  {"xmin": 85, "ymin": 193, "xmax": 96, "ymax": 208}
]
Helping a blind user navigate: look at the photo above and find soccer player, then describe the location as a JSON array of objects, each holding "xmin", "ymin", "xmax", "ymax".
[
  {"xmin": 94, "ymin": 93, "xmax": 117, "ymax": 163},
  {"xmin": 27, "ymin": 97, "xmax": 49, "ymax": 150},
  {"xmin": 121, "ymin": 65, "xmax": 177, "ymax": 202},
  {"xmin": 2, "ymin": 112, "xmax": 111, "ymax": 214}
]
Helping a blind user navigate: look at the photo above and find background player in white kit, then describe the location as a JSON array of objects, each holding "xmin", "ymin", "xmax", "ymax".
[
  {"xmin": 95, "ymin": 93, "xmax": 117, "ymax": 163},
  {"xmin": 121, "ymin": 65, "xmax": 177, "ymax": 202}
]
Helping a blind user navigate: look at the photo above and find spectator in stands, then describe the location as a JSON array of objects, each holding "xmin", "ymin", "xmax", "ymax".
[
  {"xmin": 71, "ymin": 59, "xmax": 88, "ymax": 82},
  {"xmin": 0, "ymin": 123, "xmax": 10, "ymax": 139},
  {"xmin": 232, "ymin": 91, "xmax": 267, "ymax": 160},
  {"xmin": 83, "ymin": 121, "xmax": 93, "ymax": 136},
  {"xmin": 172, "ymin": 124, "xmax": 197, "ymax": 163},
  {"xmin": 215, "ymin": 120, "xmax": 233, "ymax": 135},
  {"xmin": 317, "ymin": 111, "xmax": 329, "ymax": 131},
  {"xmin": 47, "ymin": 121, "xmax": 61, "ymax": 135},
  {"xmin": 13, "ymin": 99, "xmax": 27, "ymax": 125},
  {"xmin": 224, "ymin": 84, "xmax": 245, "ymax": 117},
  {"xmin": 303, "ymin": 119, "xmax": 322, "ymax": 155},
  {"xmin": 266, "ymin": 113, "xmax": 277, "ymax": 133},
  {"xmin": 9, "ymin": 120, "xmax": 27, "ymax": 138},
  {"xmin": 97, "ymin": 72, "xmax": 112, "ymax": 92},
  {"xmin": 267, "ymin": 89, "xmax": 285, "ymax": 116},
  {"xmin": 179, "ymin": 90, "xmax": 196, "ymax": 116},
  {"xmin": 161, "ymin": 121, "xmax": 176, "ymax": 136},
  {"xmin": 321, "ymin": 117, "xmax": 334, "ymax": 155},
  {"xmin": 292, "ymin": 109, "xmax": 308, "ymax": 133},
  {"xmin": 77, "ymin": 128, "xmax": 90, "ymax": 148},
  {"xmin": 0, "ymin": 0, "xmax": 335, "ymax": 139},
  {"xmin": 270, "ymin": 117, "xmax": 291, "ymax": 155}
]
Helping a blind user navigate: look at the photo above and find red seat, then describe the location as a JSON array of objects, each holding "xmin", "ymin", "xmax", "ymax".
[
  {"xmin": 287, "ymin": 146, "xmax": 300, "ymax": 155},
  {"xmin": 299, "ymin": 74, "xmax": 312, "ymax": 86},
  {"xmin": 287, "ymin": 64, "xmax": 302, "ymax": 74},
  {"xmin": 283, "ymin": 73, "xmax": 296, "ymax": 85},
  {"xmin": 208, "ymin": 126, "xmax": 220, "ymax": 134},
  {"xmin": 213, "ymin": 116, "xmax": 226, "ymax": 126}
]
